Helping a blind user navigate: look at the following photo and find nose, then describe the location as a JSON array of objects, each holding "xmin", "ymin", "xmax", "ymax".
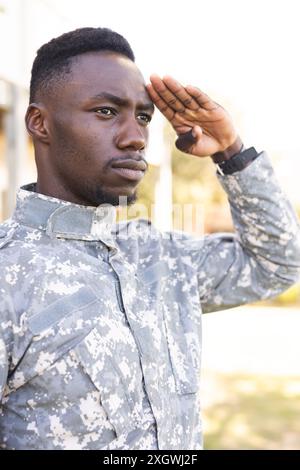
[{"xmin": 115, "ymin": 116, "xmax": 146, "ymax": 151}]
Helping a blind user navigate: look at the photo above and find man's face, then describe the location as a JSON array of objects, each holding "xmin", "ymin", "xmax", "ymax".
[{"xmin": 43, "ymin": 52, "xmax": 154, "ymax": 206}]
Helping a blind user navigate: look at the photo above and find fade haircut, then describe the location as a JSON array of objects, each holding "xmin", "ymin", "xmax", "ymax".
[{"xmin": 29, "ymin": 27, "xmax": 135, "ymax": 103}]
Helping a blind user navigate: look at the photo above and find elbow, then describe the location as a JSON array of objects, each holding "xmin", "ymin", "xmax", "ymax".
[
  {"xmin": 275, "ymin": 266, "xmax": 300, "ymax": 288},
  {"xmin": 256, "ymin": 243, "xmax": 300, "ymax": 294},
  {"xmin": 274, "ymin": 231, "xmax": 300, "ymax": 285},
  {"xmin": 272, "ymin": 260, "xmax": 300, "ymax": 292}
]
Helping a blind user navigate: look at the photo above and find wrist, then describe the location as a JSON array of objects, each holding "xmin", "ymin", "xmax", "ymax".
[
  {"xmin": 211, "ymin": 136, "xmax": 244, "ymax": 163},
  {"xmin": 215, "ymin": 146, "xmax": 260, "ymax": 175}
]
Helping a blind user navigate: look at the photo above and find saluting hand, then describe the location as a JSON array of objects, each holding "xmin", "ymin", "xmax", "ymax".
[{"xmin": 147, "ymin": 75, "xmax": 239, "ymax": 158}]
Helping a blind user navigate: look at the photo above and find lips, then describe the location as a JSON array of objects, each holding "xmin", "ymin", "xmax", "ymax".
[{"xmin": 111, "ymin": 159, "xmax": 147, "ymax": 182}]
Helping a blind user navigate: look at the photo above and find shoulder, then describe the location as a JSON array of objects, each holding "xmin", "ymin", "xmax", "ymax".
[{"xmin": 116, "ymin": 218, "xmax": 162, "ymax": 241}]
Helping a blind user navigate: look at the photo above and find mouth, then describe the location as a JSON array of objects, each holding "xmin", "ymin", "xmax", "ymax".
[{"xmin": 111, "ymin": 159, "xmax": 147, "ymax": 182}]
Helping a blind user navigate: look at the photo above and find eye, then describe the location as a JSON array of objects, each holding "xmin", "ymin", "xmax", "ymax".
[
  {"xmin": 94, "ymin": 107, "xmax": 116, "ymax": 117},
  {"xmin": 137, "ymin": 113, "xmax": 152, "ymax": 125}
]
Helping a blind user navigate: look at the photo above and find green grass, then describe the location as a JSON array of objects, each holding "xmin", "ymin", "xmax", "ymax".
[{"xmin": 202, "ymin": 373, "xmax": 300, "ymax": 450}]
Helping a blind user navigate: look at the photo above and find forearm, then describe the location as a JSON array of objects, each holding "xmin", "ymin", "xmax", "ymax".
[{"xmin": 218, "ymin": 150, "xmax": 300, "ymax": 282}]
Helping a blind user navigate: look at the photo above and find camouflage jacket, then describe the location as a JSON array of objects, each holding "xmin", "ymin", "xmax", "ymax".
[{"xmin": 0, "ymin": 152, "xmax": 300, "ymax": 450}]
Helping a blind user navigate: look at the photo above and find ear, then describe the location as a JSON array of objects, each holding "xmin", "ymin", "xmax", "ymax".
[{"xmin": 25, "ymin": 103, "xmax": 50, "ymax": 144}]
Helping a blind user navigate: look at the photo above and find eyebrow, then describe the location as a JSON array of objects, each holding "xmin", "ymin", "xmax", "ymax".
[{"xmin": 89, "ymin": 92, "xmax": 155, "ymax": 113}]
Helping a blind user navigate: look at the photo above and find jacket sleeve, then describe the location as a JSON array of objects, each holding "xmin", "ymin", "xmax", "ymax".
[{"xmin": 173, "ymin": 151, "xmax": 300, "ymax": 313}]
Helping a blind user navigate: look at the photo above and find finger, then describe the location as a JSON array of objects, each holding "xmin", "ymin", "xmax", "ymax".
[
  {"xmin": 162, "ymin": 76, "xmax": 199, "ymax": 111},
  {"xmin": 191, "ymin": 125, "xmax": 203, "ymax": 141},
  {"xmin": 174, "ymin": 125, "xmax": 193, "ymax": 134},
  {"xmin": 185, "ymin": 85, "xmax": 219, "ymax": 111},
  {"xmin": 146, "ymin": 84, "xmax": 176, "ymax": 122},
  {"xmin": 149, "ymin": 75, "xmax": 185, "ymax": 113}
]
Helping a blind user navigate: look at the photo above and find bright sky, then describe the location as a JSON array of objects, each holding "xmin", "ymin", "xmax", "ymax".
[{"xmin": 13, "ymin": 0, "xmax": 300, "ymax": 202}]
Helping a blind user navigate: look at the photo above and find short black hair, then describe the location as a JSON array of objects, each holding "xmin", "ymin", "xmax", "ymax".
[{"xmin": 29, "ymin": 27, "xmax": 135, "ymax": 103}]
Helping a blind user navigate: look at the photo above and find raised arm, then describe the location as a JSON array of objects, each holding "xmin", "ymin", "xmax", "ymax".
[{"xmin": 148, "ymin": 75, "xmax": 300, "ymax": 312}]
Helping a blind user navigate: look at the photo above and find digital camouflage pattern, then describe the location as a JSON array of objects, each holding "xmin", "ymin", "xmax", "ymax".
[{"xmin": 0, "ymin": 152, "xmax": 300, "ymax": 450}]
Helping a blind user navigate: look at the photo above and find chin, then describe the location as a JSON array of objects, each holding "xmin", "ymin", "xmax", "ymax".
[{"xmin": 92, "ymin": 187, "xmax": 137, "ymax": 207}]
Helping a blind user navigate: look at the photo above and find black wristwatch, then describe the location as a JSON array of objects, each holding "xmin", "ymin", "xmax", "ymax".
[{"xmin": 216, "ymin": 147, "xmax": 260, "ymax": 175}]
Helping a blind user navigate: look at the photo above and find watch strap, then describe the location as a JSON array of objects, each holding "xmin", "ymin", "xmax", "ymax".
[{"xmin": 216, "ymin": 147, "xmax": 260, "ymax": 175}]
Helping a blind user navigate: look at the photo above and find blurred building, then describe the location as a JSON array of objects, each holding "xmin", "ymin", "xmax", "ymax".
[
  {"xmin": 0, "ymin": 0, "xmax": 172, "ymax": 229},
  {"xmin": 0, "ymin": 0, "xmax": 73, "ymax": 220}
]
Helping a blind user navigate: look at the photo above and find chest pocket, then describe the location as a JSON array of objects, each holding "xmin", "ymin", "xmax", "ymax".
[
  {"xmin": 7, "ymin": 286, "xmax": 143, "ymax": 438},
  {"xmin": 140, "ymin": 261, "xmax": 200, "ymax": 395},
  {"xmin": 7, "ymin": 287, "xmax": 97, "ymax": 391},
  {"xmin": 74, "ymin": 328, "xmax": 142, "ymax": 436}
]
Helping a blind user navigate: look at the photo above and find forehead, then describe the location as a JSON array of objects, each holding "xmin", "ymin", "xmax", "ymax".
[{"xmin": 61, "ymin": 51, "xmax": 149, "ymax": 104}]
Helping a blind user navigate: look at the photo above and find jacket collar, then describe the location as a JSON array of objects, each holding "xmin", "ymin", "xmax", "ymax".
[{"xmin": 13, "ymin": 183, "xmax": 118, "ymax": 248}]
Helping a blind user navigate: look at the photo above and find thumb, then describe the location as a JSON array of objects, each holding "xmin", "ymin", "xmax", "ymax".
[
  {"xmin": 175, "ymin": 126, "xmax": 202, "ymax": 153},
  {"xmin": 191, "ymin": 125, "xmax": 203, "ymax": 140}
]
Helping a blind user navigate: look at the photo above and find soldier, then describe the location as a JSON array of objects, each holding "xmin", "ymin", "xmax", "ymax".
[{"xmin": 0, "ymin": 27, "xmax": 299, "ymax": 450}]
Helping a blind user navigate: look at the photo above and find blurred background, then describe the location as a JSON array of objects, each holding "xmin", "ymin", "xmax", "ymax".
[{"xmin": 0, "ymin": 0, "xmax": 299, "ymax": 449}]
